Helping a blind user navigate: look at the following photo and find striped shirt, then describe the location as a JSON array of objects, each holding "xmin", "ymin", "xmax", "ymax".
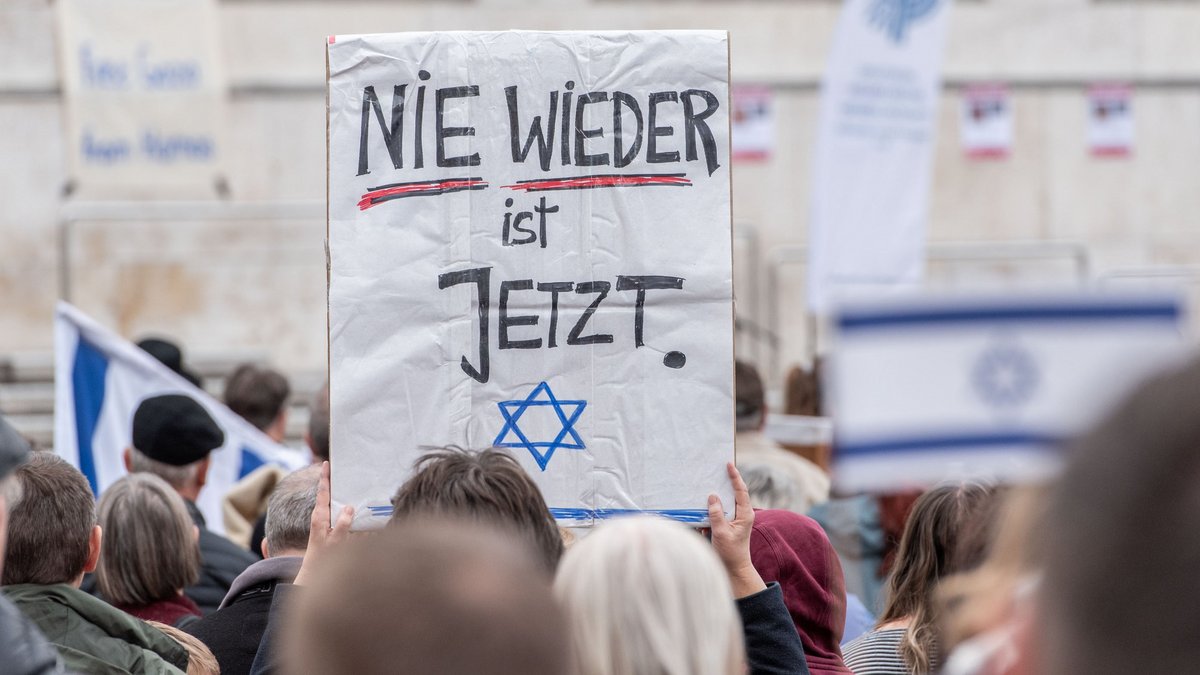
[{"xmin": 842, "ymin": 627, "xmax": 923, "ymax": 675}]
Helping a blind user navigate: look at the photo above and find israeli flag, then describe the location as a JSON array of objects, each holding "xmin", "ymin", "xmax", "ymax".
[
  {"xmin": 54, "ymin": 302, "xmax": 306, "ymax": 534},
  {"xmin": 828, "ymin": 293, "xmax": 1188, "ymax": 492}
]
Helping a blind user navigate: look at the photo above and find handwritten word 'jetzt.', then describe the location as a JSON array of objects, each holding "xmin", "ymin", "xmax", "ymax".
[{"xmin": 438, "ymin": 267, "xmax": 686, "ymax": 383}]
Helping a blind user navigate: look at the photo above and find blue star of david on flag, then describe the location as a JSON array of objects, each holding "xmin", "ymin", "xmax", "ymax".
[
  {"xmin": 493, "ymin": 382, "xmax": 587, "ymax": 471},
  {"xmin": 869, "ymin": 0, "xmax": 938, "ymax": 43}
]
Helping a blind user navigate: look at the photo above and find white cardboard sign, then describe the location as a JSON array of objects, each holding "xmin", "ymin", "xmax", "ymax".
[{"xmin": 327, "ymin": 31, "xmax": 735, "ymax": 529}]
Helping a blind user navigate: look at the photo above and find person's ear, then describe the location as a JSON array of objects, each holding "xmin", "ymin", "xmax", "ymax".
[
  {"xmin": 260, "ymin": 538, "xmax": 271, "ymax": 559},
  {"xmin": 270, "ymin": 410, "xmax": 289, "ymax": 443},
  {"xmin": 122, "ymin": 448, "xmax": 132, "ymax": 473},
  {"xmin": 84, "ymin": 525, "xmax": 102, "ymax": 573},
  {"xmin": 194, "ymin": 456, "xmax": 211, "ymax": 492}
]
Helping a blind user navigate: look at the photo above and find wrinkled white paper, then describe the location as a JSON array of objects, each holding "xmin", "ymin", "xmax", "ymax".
[{"xmin": 327, "ymin": 31, "xmax": 734, "ymax": 528}]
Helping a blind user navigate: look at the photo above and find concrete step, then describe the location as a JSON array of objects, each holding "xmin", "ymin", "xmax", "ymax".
[
  {"xmin": 0, "ymin": 381, "xmax": 55, "ymax": 415},
  {"xmin": 5, "ymin": 412, "xmax": 53, "ymax": 450}
]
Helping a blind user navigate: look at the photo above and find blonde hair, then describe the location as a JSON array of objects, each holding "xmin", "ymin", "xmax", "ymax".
[
  {"xmin": 554, "ymin": 516, "xmax": 744, "ymax": 675},
  {"xmin": 97, "ymin": 473, "xmax": 201, "ymax": 606},
  {"xmin": 147, "ymin": 621, "xmax": 220, "ymax": 675},
  {"xmin": 877, "ymin": 483, "xmax": 998, "ymax": 674}
]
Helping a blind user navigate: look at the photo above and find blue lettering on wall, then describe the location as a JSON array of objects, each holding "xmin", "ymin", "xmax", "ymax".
[
  {"xmin": 81, "ymin": 130, "xmax": 131, "ymax": 164},
  {"xmin": 141, "ymin": 131, "xmax": 214, "ymax": 162},
  {"xmin": 79, "ymin": 45, "xmax": 128, "ymax": 90},
  {"xmin": 136, "ymin": 45, "xmax": 201, "ymax": 90}
]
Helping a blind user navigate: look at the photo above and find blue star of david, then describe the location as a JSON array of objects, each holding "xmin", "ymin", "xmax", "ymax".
[
  {"xmin": 972, "ymin": 343, "xmax": 1039, "ymax": 409},
  {"xmin": 493, "ymin": 382, "xmax": 587, "ymax": 471}
]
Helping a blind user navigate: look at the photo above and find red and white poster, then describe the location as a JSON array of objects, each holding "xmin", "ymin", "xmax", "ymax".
[
  {"xmin": 732, "ymin": 86, "xmax": 773, "ymax": 162},
  {"xmin": 1088, "ymin": 84, "xmax": 1133, "ymax": 158},
  {"xmin": 960, "ymin": 84, "xmax": 1011, "ymax": 159}
]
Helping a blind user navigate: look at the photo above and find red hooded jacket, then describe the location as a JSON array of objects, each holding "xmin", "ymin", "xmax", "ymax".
[{"xmin": 750, "ymin": 509, "xmax": 854, "ymax": 675}]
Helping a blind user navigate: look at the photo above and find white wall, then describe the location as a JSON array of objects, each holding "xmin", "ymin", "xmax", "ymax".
[{"xmin": 4, "ymin": 0, "xmax": 1200, "ymax": 380}]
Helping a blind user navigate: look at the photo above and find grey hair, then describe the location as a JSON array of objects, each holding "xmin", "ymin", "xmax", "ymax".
[
  {"xmin": 127, "ymin": 446, "xmax": 203, "ymax": 490},
  {"xmin": 554, "ymin": 516, "xmax": 745, "ymax": 675},
  {"xmin": 96, "ymin": 473, "xmax": 200, "ymax": 606},
  {"xmin": 264, "ymin": 464, "xmax": 321, "ymax": 555},
  {"xmin": 741, "ymin": 462, "xmax": 805, "ymax": 512}
]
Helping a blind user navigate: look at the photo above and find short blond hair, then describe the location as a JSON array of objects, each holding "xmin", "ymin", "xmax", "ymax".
[
  {"xmin": 554, "ymin": 516, "xmax": 745, "ymax": 675},
  {"xmin": 97, "ymin": 473, "xmax": 200, "ymax": 606},
  {"xmin": 147, "ymin": 621, "xmax": 219, "ymax": 675}
]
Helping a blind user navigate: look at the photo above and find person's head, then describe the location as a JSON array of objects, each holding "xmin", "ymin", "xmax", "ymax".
[
  {"xmin": 741, "ymin": 462, "xmax": 805, "ymax": 512},
  {"xmin": 389, "ymin": 447, "xmax": 562, "ymax": 572},
  {"xmin": 96, "ymin": 473, "xmax": 200, "ymax": 607},
  {"xmin": 137, "ymin": 337, "xmax": 202, "ymax": 387},
  {"xmin": 556, "ymin": 516, "xmax": 744, "ymax": 675},
  {"xmin": 0, "ymin": 415, "xmax": 33, "ymax": 580},
  {"xmin": 1039, "ymin": 356, "xmax": 1200, "ymax": 675},
  {"xmin": 262, "ymin": 465, "xmax": 321, "ymax": 558},
  {"xmin": 305, "ymin": 382, "xmax": 330, "ymax": 463},
  {"xmin": 784, "ymin": 360, "xmax": 823, "ymax": 417},
  {"xmin": 750, "ymin": 509, "xmax": 850, "ymax": 675},
  {"xmin": 125, "ymin": 394, "xmax": 224, "ymax": 502},
  {"xmin": 148, "ymin": 621, "xmax": 220, "ymax": 675},
  {"xmin": 224, "ymin": 364, "xmax": 291, "ymax": 442},
  {"xmin": 2, "ymin": 453, "xmax": 101, "ymax": 587},
  {"xmin": 283, "ymin": 519, "xmax": 569, "ymax": 675},
  {"xmin": 735, "ymin": 360, "xmax": 767, "ymax": 432},
  {"xmin": 879, "ymin": 482, "xmax": 999, "ymax": 673}
]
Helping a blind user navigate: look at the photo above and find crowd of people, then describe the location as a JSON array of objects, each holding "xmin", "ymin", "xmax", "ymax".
[{"xmin": 0, "ymin": 348, "xmax": 1195, "ymax": 674}]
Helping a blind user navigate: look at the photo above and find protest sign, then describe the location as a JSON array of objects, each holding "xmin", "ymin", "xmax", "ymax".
[
  {"xmin": 827, "ymin": 293, "xmax": 1186, "ymax": 493},
  {"xmin": 807, "ymin": 0, "xmax": 951, "ymax": 312},
  {"xmin": 961, "ymin": 84, "xmax": 1012, "ymax": 159},
  {"xmin": 56, "ymin": 0, "xmax": 226, "ymax": 197},
  {"xmin": 1089, "ymin": 84, "xmax": 1134, "ymax": 158},
  {"xmin": 326, "ymin": 31, "xmax": 735, "ymax": 528}
]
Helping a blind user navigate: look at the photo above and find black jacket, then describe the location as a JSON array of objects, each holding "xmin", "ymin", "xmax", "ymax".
[
  {"xmin": 738, "ymin": 582, "xmax": 812, "ymax": 675},
  {"xmin": 185, "ymin": 556, "xmax": 300, "ymax": 675},
  {"xmin": 185, "ymin": 500, "xmax": 258, "ymax": 615}
]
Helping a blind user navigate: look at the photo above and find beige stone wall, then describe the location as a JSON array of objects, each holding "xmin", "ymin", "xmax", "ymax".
[{"xmin": 4, "ymin": 0, "xmax": 1200, "ymax": 381}]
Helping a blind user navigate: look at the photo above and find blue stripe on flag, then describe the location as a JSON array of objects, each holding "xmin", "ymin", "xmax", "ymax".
[
  {"xmin": 238, "ymin": 446, "xmax": 267, "ymax": 480},
  {"xmin": 71, "ymin": 338, "xmax": 109, "ymax": 495},
  {"xmin": 838, "ymin": 302, "xmax": 1180, "ymax": 334},
  {"xmin": 836, "ymin": 431, "xmax": 1064, "ymax": 458}
]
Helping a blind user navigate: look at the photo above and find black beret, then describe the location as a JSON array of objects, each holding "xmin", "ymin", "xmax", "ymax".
[
  {"xmin": 137, "ymin": 338, "xmax": 203, "ymax": 387},
  {"xmin": 132, "ymin": 394, "xmax": 224, "ymax": 466},
  {"xmin": 0, "ymin": 414, "xmax": 31, "ymax": 480}
]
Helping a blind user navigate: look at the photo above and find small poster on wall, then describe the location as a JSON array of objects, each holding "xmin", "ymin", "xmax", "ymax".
[
  {"xmin": 960, "ymin": 84, "xmax": 1011, "ymax": 159},
  {"xmin": 732, "ymin": 86, "xmax": 774, "ymax": 162},
  {"xmin": 1088, "ymin": 84, "xmax": 1134, "ymax": 158}
]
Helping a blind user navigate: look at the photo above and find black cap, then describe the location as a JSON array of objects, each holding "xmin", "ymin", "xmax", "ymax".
[
  {"xmin": 132, "ymin": 394, "xmax": 224, "ymax": 466},
  {"xmin": 137, "ymin": 337, "xmax": 202, "ymax": 387},
  {"xmin": 0, "ymin": 415, "xmax": 31, "ymax": 480}
]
